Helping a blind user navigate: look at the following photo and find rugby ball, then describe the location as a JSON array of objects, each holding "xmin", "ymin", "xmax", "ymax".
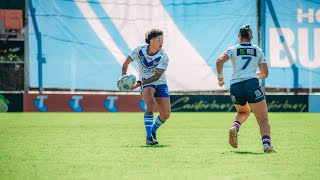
[{"xmin": 117, "ymin": 74, "xmax": 136, "ymax": 91}]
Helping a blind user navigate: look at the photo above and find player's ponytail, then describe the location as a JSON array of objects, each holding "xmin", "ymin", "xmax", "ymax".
[{"xmin": 239, "ymin": 24, "xmax": 252, "ymax": 40}]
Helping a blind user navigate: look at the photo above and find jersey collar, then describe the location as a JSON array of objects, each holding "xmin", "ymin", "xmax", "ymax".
[
  {"xmin": 146, "ymin": 45, "xmax": 160, "ymax": 56},
  {"xmin": 240, "ymin": 42, "xmax": 251, "ymax": 46}
]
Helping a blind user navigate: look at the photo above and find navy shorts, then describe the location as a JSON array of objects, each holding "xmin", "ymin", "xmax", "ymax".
[
  {"xmin": 230, "ymin": 78, "xmax": 265, "ymax": 106},
  {"xmin": 140, "ymin": 84, "xmax": 170, "ymax": 98}
]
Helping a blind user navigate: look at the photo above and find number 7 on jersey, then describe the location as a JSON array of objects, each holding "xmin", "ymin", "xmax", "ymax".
[{"xmin": 241, "ymin": 57, "xmax": 252, "ymax": 70}]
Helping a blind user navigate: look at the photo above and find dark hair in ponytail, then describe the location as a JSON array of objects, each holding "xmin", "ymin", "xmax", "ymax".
[
  {"xmin": 239, "ymin": 24, "xmax": 252, "ymax": 39},
  {"xmin": 145, "ymin": 29, "xmax": 163, "ymax": 44}
]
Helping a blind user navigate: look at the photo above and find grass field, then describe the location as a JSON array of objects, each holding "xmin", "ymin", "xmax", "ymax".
[{"xmin": 0, "ymin": 112, "xmax": 319, "ymax": 179}]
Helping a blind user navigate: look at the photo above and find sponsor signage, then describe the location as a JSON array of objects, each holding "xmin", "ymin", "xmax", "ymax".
[
  {"xmin": 0, "ymin": 93, "xmax": 23, "ymax": 112},
  {"xmin": 266, "ymin": 95, "xmax": 308, "ymax": 112},
  {"xmin": 170, "ymin": 95, "xmax": 308, "ymax": 112},
  {"xmin": 22, "ymin": 93, "xmax": 309, "ymax": 112},
  {"xmin": 170, "ymin": 95, "xmax": 235, "ymax": 112},
  {"xmin": 266, "ymin": 3, "xmax": 320, "ymax": 88},
  {"xmin": 23, "ymin": 93, "xmax": 146, "ymax": 112}
]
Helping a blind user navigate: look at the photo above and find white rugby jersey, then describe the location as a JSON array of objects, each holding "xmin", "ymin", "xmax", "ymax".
[
  {"xmin": 129, "ymin": 45, "xmax": 169, "ymax": 85},
  {"xmin": 224, "ymin": 42, "xmax": 267, "ymax": 85}
]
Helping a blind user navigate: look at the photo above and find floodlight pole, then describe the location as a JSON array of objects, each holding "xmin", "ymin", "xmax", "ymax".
[
  {"xmin": 29, "ymin": 0, "xmax": 45, "ymax": 93},
  {"xmin": 24, "ymin": 0, "xmax": 30, "ymax": 92},
  {"xmin": 257, "ymin": 0, "xmax": 266, "ymax": 90}
]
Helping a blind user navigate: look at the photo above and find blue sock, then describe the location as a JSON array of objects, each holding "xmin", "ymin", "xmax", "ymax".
[
  {"xmin": 152, "ymin": 116, "xmax": 165, "ymax": 133},
  {"xmin": 144, "ymin": 114, "xmax": 153, "ymax": 138}
]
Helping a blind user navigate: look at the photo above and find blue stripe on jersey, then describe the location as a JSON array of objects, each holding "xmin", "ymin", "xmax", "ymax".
[{"xmin": 138, "ymin": 50, "xmax": 161, "ymax": 68}]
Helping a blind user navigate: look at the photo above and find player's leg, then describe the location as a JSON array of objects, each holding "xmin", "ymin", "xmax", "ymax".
[
  {"xmin": 152, "ymin": 84, "xmax": 171, "ymax": 140},
  {"xmin": 248, "ymin": 100, "xmax": 276, "ymax": 153},
  {"xmin": 229, "ymin": 103, "xmax": 251, "ymax": 148},
  {"xmin": 248, "ymin": 100, "xmax": 269, "ymax": 137},
  {"xmin": 153, "ymin": 97, "xmax": 171, "ymax": 139},
  {"xmin": 245, "ymin": 78, "xmax": 276, "ymax": 153},
  {"xmin": 229, "ymin": 82, "xmax": 251, "ymax": 148},
  {"xmin": 233, "ymin": 102, "xmax": 251, "ymax": 131},
  {"xmin": 141, "ymin": 86, "xmax": 158, "ymax": 145}
]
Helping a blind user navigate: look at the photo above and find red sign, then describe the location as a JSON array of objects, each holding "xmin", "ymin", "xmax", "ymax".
[{"xmin": 23, "ymin": 93, "xmax": 145, "ymax": 112}]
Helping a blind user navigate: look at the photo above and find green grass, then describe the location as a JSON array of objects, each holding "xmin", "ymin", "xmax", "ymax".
[{"xmin": 0, "ymin": 113, "xmax": 319, "ymax": 179}]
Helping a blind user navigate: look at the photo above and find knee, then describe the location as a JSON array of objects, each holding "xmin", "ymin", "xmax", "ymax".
[
  {"xmin": 244, "ymin": 112, "xmax": 250, "ymax": 118},
  {"xmin": 238, "ymin": 111, "xmax": 250, "ymax": 118},
  {"xmin": 160, "ymin": 111, "xmax": 171, "ymax": 121}
]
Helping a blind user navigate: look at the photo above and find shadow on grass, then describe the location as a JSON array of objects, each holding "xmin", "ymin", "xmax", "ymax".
[
  {"xmin": 232, "ymin": 151, "xmax": 264, "ymax": 155},
  {"xmin": 139, "ymin": 144, "xmax": 170, "ymax": 148},
  {"xmin": 123, "ymin": 144, "xmax": 170, "ymax": 148}
]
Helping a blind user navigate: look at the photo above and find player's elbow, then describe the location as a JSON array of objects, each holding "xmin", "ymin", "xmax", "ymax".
[
  {"xmin": 216, "ymin": 55, "xmax": 227, "ymax": 67},
  {"xmin": 216, "ymin": 57, "xmax": 223, "ymax": 66},
  {"xmin": 122, "ymin": 61, "xmax": 130, "ymax": 67},
  {"xmin": 123, "ymin": 57, "xmax": 132, "ymax": 67},
  {"xmin": 155, "ymin": 74, "xmax": 161, "ymax": 81},
  {"xmin": 259, "ymin": 71, "xmax": 268, "ymax": 79},
  {"xmin": 262, "ymin": 69, "xmax": 269, "ymax": 78},
  {"xmin": 216, "ymin": 60, "xmax": 222, "ymax": 70},
  {"xmin": 258, "ymin": 64, "xmax": 268, "ymax": 78}
]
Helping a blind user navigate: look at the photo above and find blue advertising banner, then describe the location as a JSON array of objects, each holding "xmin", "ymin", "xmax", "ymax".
[
  {"xmin": 28, "ymin": 0, "xmax": 319, "ymax": 91},
  {"xmin": 265, "ymin": 0, "xmax": 320, "ymax": 88},
  {"xmin": 309, "ymin": 95, "xmax": 320, "ymax": 112},
  {"xmin": 28, "ymin": 0, "xmax": 256, "ymax": 91}
]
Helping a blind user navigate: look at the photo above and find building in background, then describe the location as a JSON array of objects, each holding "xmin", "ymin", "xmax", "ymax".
[{"xmin": 0, "ymin": 0, "xmax": 26, "ymax": 91}]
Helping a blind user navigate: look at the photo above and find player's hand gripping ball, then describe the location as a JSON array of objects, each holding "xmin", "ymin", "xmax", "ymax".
[{"xmin": 117, "ymin": 74, "xmax": 136, "ymax": 91}]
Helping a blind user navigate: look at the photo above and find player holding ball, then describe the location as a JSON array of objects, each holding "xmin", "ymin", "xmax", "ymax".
[{"xmin": 121, "ymin": 29, "xmax": 171, "ymax": 146}]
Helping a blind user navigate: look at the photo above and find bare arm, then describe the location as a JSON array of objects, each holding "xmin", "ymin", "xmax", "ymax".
[
  {"xmin": 130, "ymin": 68, "xmax": 165, "ymax": 90},
  {"xmin": 216, "ymin": 53, "xmax": 230, "ymax": 87},
  {"xmin": 142, "ymin": 69, "xmax": 164, "ymax": 84},
  {"xmin": 257, "ymin": 63, "xmax": 268, "ymax": 79},
  {"xmin": 122, "ymin": 56, "xmax": 133, "ymax": 76}
]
